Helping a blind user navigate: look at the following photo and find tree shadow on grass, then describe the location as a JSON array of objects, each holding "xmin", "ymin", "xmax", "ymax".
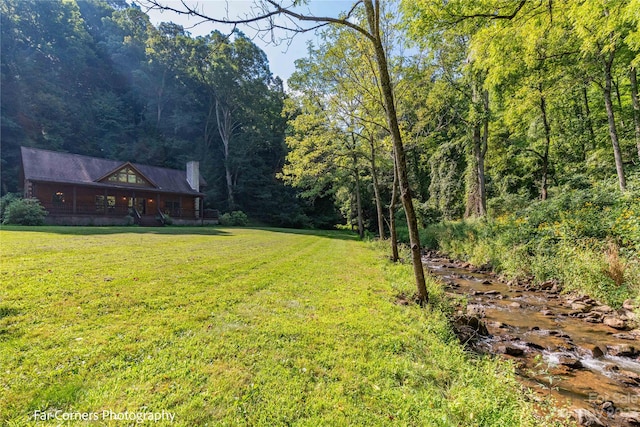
[
  {"xmin": 0, "ymin": 225, "xmax": 363, "ymax": 242},
  {"xmin": 246, "ymin": 226, "xmax": 361, "ymax": 242},
  {"xmin": 0, "ymin": 225, "xmax": 232, "ymax": 237}
]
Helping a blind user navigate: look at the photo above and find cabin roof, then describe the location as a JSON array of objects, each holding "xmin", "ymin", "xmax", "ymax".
[{"xmin": 20, "ymin": 146, "xmax": 204, "ymax": 196}]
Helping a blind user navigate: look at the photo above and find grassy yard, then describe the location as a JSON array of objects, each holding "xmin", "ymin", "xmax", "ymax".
[{"xmin": 0, "ymin": 226, "xmax": 537, "ymax": 426}]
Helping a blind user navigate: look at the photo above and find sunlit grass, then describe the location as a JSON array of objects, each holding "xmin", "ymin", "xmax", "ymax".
[{"xmin": 0, "ymin": 226, "xmax": 537, "ymax": 426}]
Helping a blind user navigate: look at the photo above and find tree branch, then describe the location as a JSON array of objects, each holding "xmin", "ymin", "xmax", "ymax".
[
  {"xmin": 449, "ymin": 0, "xmax": 527, "ymax": 24},
  {"xmin": 139, "ymin": 0, "xmax": 375, "ymax": 43}
]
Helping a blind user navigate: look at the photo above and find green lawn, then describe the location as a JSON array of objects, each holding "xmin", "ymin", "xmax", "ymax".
[{"xmin": 0, "ymin": 226, "xmax": 537, "ymax": 426}]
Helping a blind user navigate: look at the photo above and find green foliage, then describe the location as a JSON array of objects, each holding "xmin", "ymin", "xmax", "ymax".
[
  {"xmin": 219, "ymin": 210, "xmax": 249, "ymax": 226},
  {"xmin": 1, "ymin": 198, "xmax": 47, "ymax": 226},
  {"xmin": 428, "ymin": 140, "xmax": 466, "ymax": 220},
  {"xmin": 0, "ymin": 193, "xmax": 20, "ymax": 221},
  {"xmin": 0, "ymin": 226, "xmax": 539, "ymax": 426},
  {"xmin": 425, "ymin": 183, "xmax": 640, "ymax": 306},
  {"xmin": 414, "ymin": 199, "xmax": 443, "ymax": 227}
]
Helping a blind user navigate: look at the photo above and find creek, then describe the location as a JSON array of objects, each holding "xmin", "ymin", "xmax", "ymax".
[{"xmin": 423, "ymin": 253, "xmax": 640, "ymax": 426}]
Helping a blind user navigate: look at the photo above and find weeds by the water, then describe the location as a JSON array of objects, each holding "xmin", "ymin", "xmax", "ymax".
[
  {"xmin": 420, "ymin": 186, "xmax": 640, "ymax": 307},
  {"xmin": 604, "ymin": 241, "xmax": 626, "ymax": 287}
]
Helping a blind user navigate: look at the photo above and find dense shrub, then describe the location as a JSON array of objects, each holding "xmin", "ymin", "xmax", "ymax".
[
  {"xmin": 2, "ymin": 198, "xmax": 48, "ymax": 225},
  {"xmin": 0, "ymin": 193, "xmax": 21, "ymax": 221},
  {"xmin": 423, "ymin": 185, "xmax": 640, "ymax": 307},
  {"xmin": 414, "ymin": 200, "xmax": 443, "ymax": 227},
  {"xmin": 219, "ymin": 210, "xmax": 249, "ymax": 226}
]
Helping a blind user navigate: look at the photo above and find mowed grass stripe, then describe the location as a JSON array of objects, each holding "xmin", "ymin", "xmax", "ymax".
[{"xmin": 0, "ymin": 226, "xmax": 537, "ymax": 426}]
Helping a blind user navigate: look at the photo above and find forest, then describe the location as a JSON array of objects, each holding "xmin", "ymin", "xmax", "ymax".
[
  {"xmin": 2, "ymin": 0, "xmax": 639, "ymax": 300},
  {"xmin": 1, "ymin": 0, "xmax": 310, "ymax": 227}
]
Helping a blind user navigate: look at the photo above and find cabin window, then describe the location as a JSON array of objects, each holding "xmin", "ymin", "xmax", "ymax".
[
  {"xmin": 52, "ymin": 192, "xmax": 65, "ymax": 206},
  {"xmin": 106, "ymin": 167, "xmax": 149, "ymax": 186},
  {"xmin": 95, "ymin": 195, "xmax": 115, "ymax": 213},
  {"xmin": 164, "ymin": 200, "xmax": 180, "ymax": 215}
]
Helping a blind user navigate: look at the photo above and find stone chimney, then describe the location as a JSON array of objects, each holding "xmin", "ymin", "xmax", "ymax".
[{"xmin": 186, "ymin": 161, "xmax": 199, "ymax": 192}]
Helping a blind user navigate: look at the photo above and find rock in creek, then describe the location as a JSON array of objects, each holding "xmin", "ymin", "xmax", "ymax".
[
  {"xmin": 538, "ymin": 280, "xmax": 556, "ymax": 290},
  {"xmin": 583, "ymin": 312, "xmax": 603, "ymax": 323},
  {"xmin": 604, "ymin": 316, "xmax": 628, "ymax": 330},
  {"xmin": 607, "ymin": 344, "xmax": 639, "ymax": 358},
  {"xmin": 571, "ymin": 302, "xmax": 591, "ymax": 312},
  {"xmin": 525, "ymin": 341, "xmax": 545, "ymax": 351},
  {"xmin": 482, "ymin": 290, "xmax": 501, "ymax": 297},
  {"xmin": 618, "ymin": 411, "xmax": 640, "ymax": 426},
  {"xmin": 466, "ymin": 304, "xmax": 485, "ymax": 317},
  {"xmin": 572, "ymin": 408, "xmax": 605, "ymax": 427},
  {"xmin": 452, "ymin": 315, "xmax": 490, "ymax": 345},
  {"xmin": 592, "ymin": 304, "xmax": 614, "ymax": 314},
  {"xmin": 622, "ymin": 309, "xmax": 637, "ymax": 321},
  {"xmin": 592, "ymin": 345, "xmax": 606, "ymax": 358},
  {"xmin": 612, "ymin": 332, "xmax": 639, "ymax": 341},
  {"xmin": 618, "ymin": 370, "xmax": 640, "ymax": 386},
  {"xmin": 488, "ymin": 321, "xmax": 510, "ymax": 329},
  {"xmin": 558, "ymin": 355, "xmax": 583, "ymax": 369},
  {"xmin": 497, "ymin": 345, "xmax": 524, "ymax": 357}
]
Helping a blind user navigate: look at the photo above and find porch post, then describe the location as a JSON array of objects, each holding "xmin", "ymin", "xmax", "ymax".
[
  {"xmin": 104, "ymin": 189, "xmax": 108, "ymax": 214},
  {"xmin": 72, "ymin": 186, "xmax": 77, "ymax": 214}
]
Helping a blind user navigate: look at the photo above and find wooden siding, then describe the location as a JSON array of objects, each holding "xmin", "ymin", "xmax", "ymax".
[{"xmin": 31, "ymin": 182, "xmax": 201, "ymax": 219}]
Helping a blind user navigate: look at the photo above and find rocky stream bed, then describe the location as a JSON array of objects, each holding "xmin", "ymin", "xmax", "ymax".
[{"xmin": 422, "ymin": 252, "xmax": 640, "ymax": 427}]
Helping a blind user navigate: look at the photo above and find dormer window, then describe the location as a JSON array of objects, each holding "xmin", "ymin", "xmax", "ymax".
[{"xmin": 106, "ymin": 167, "xmax": 149, "ymax": 186}]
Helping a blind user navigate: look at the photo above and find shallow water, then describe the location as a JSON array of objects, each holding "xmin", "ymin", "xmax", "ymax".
[{"xmin": 423, "ymin": 255, "xmax": 640, "ymax": 425}]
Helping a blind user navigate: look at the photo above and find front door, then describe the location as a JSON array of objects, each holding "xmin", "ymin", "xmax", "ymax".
[{"xmin": 128, "ymin": 197, "xmax": 146, "ymax": 215}]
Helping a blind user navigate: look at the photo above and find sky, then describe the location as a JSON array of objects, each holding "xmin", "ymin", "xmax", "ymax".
[{"xmin": 142, "ymin": 1, "xmax": 356, "ymax": 84}]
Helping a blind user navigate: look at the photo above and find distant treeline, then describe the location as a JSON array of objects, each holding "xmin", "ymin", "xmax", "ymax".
[{"xmin": 0, "ymin": 0, "xmax": 339, "ymax": 227}]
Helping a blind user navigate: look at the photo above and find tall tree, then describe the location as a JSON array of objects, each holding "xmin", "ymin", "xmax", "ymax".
[
  {"xmin": 191, "ymin": 31, "xmax": 274, "ymax": 210},
  {"xmin": 570, "ymin": 0, "xmax": 632, "ymax": 191},
  {"xmin": 142, "ymin": 0, "xmax": 430, "ymax": 303},
  {"xmin": 287, "ymin": 21, "xmax": 395, "ymax": 239}
]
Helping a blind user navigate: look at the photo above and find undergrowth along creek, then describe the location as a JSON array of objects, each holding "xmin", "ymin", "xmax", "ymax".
[
  {"xmin": 418, "ymin": 185, "xmax": 640, "ymax": 308},
  {"xmin": 0, "ymin": 226, "xmax": 548, "ymax": 426}
]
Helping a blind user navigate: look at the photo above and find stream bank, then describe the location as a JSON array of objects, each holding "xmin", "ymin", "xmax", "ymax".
[{"xmin": 423, "ymin": 251, "xmax": 640, "ymax": 427}]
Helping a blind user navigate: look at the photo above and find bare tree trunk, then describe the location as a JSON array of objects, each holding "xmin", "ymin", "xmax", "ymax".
[
  {"xmin": 369, "ymin": 133, "xmax": 385, "ymax": 239},
  {"xmin": 540, "ymin": 90, "xmax": 551, "ymax": 201},
  {"xmin": 389, "ymin": 154, "xmax": 399, "ymax": 262},
  {"xmin": 216, "ymin": 100, "xmax": 236, "ymax": 208},
  {"xmin": 364, "ymin": 0, "xmax": 428, "ymax": 303},
  {"xmin": 156, "ymin": 69, "xmax": 166, "ymax": 128},
  {"xmin": 631, "ymin": 66, "xmax": 640, "ymax": 162},
  {"xmin": 603, "ymin": 53, "xmax": 627, "ymax": 191},
  {"xmin": 203, "ymin": 99, "xmax": 216, "ymax": 153}
]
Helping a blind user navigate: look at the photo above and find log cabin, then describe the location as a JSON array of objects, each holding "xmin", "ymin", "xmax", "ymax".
[{"xmin": 19, "ymin": 146, "xmax": 217, "ymax": 226}]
